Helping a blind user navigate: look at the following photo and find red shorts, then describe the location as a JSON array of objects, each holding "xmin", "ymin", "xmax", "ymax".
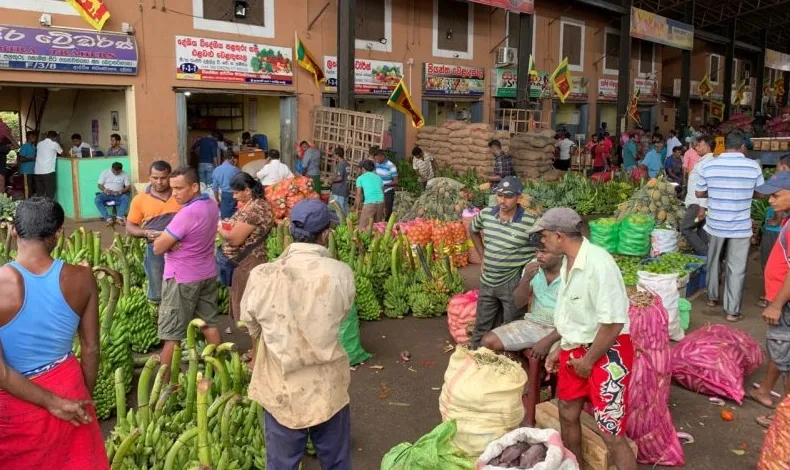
[{"xmin": 558, "ymin": 335, "xmax": 634, "ymax": 436}]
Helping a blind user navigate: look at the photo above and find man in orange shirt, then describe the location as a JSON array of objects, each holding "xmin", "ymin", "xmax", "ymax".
[{"xmin": 125, "ymin": 161, "xmax": 181, "ymax": 304}]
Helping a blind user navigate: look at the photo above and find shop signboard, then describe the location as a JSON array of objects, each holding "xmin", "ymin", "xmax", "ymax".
[
  {"xmin": 493, "ymin": 69, "xmax": 517, "ymax": 98},
  {"xmin": 323, "ymin": 56, "xmax": 403, "ymax": 95},
  {"xmin": 766, "ymin": 49, "xmax": 790, "ymax": 72},
  {"xmin": 634, "ymin": 78, "xmax": 659, "ymax": 100},
  {"xmin": 598, "ymin": 78, "xmax": 618, "ymax": 100},
  {"xmin": 423, "ymin": 63, "xmax": 485, "ymax": 96},
  {"xmin": 672, "ymin": 78, "xmax": 701, "ymax": 99},
  {"xmin": 175, "ymin": 36, "xmax": 293, "ymax": 85},
  {"xmin": 0, "ymin": 24, "xmax": 138, "ymax": 75},
  {"xmin": 568, "ymin": 77, "xmax": 589, "ymax": 100},
  {"xmin": 467, "ymin": 0, "xmax": 534, "ymax": 14},
  {"xmin": 630, "ymin": 7, "xmax": 694, "ymax": 51}
]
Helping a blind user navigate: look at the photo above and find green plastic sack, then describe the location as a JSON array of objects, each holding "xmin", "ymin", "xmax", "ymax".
[
  {"xmin": 617, "ymin": 214, "xmax": 655, "ymax": 257},
  {"xmin": 339, "ymin": 304, "xmax": 372, "ymax": 366},
  {"xmin": 678, "ymin": 298, "xmax": 691, "ymax": 331},
  {"xmin": 381, "ymin": 420, "xmax": 475, "ymax": 470},
  {"xmin": 589, "ymin": 218, "xmax": 620, "ymax": 253}
]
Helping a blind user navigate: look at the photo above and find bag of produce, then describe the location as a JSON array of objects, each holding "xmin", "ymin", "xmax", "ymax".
[
  {"xmin": 339, "ymin": 304, "xmax": 372, "ymax": 366},
  {"xmin": 618, "ymin": 214, "xmax": 655, "ymax": 257},
  {"xmin": 475, "ymin": 427, "xmax": 579, "ymax": 470},
  {"xmin": 447, "ymin": 291, "xmax": 478, "ymax": 345},
  {"xmin": 588, "ymin": 218, "xmax": 620, "ymax": 253},
  {"xmin": 636, "ymin": 271, "xmax": 683, "ymax": 341},
  {"xmin": 626, "ymin": 292, "xmax": 684, "ymax": 466},
  {"xmin": 649, "ymin": 228, "xmax": 679, "ymax": 257},
  {"xmin": 440, "ymin": 347, "xmax": 527, "ymax": 456},
  {"xmin": 381, "ymin": 419, "xmax": 474, "ymax": 470},
  {"xmin": 671, "ymin": 324, "xmax": 763, "ymax": 403},
  {"xmin": 759, "ymin": 395, "xmax": 790, "ymax": 470}
]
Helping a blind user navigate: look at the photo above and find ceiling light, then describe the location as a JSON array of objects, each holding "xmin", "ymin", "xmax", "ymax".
[{"xmin": 234, "ymin": 0, "xmax": 248, "ymax": 19}]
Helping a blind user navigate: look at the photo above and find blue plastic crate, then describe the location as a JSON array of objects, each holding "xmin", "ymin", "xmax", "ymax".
[{"xmin": 685, "ymin": 263, "xmax": 707, "ymax": 298}]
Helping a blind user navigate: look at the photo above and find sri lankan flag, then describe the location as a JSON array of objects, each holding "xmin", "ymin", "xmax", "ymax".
[
  {"xmin": 709, "ymin": 100, "xmax": 724, "ymax": 121},
  {"xmin": 66, "ymin": 0, "xmax": 111, "ymax": 31},
  {"xmin": 733, "ymin": 79, "xmax": 747, "ymax": 105},
  {"xmin": 697, "ymin": 74, "xmax": 713, "ymax": 99},
  {"xmin": 550, "ymin": 58, "xmax": 573, "ymax": 103},
  {"xmin": 628, "ymin": 88, "xmax": 641, "ymax": 127},
  {"xmin": 295, "ymin": 34, "xmax": 325, "ymax": 89},
  {"xmin": 388, "ymin": 80, "xmax": 424, "ymax": 128},
  {"xmin": 776, "ymin": 75, "xmax": 785, "ymax": 100},
  {"xmin": 528, "ymin": 55, "xmax": 538, "ymax": 77}
]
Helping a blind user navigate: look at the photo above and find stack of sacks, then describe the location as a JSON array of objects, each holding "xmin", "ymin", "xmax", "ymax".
[
  {"xmin": 415, "ymin": 121, "xmax": 511, "ymax": 177},
  {"xmin": 508, "ymin": 130, "xmax": 557, "ymax": 180}
]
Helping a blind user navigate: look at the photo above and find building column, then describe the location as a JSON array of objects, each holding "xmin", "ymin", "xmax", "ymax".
[
  {"xmin": 677, "ymin": 0, "xmax": 694, "ymax": 133},
  {"xmin": 755, "ymin": 28, "xmax": 768, "ymax": 115},
  {"xmin": 516, "ymin": 13, "xmax": 534, "ymax": 103},
  {"xmin": 615, "ymin": 0, "xmax": 632, "ymax": 140},
  {"xmin": 337, "ymin": 0, "xmax": 356, "ymax": 110},
  {"xmin": 723, "ymin": 19, "xmax": 736, "ymax": 120}
]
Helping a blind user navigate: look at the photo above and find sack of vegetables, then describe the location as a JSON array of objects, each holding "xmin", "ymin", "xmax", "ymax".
[
  {"xmin": 476, "ymin": 427, "xmax": 579, "ymax": 470},
  {"xmin": 588, "ymin": 217, "xmax": 620, "ymax": 253},
  {"xmin": 617, "ymin": 214, "xmax": 655, "ymax": 257},
  {"xmin": 381, "ymin": 420, "xmax": 474, "ymax": 470},
  {"xmin": 264, "ymin": 175, "xmax": 320, "ymax": 221}
]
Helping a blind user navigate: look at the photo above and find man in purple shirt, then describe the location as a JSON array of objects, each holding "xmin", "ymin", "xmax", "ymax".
[{"xmin": 153, "ymin": 166, "xmax": 221, "ymax": 380}]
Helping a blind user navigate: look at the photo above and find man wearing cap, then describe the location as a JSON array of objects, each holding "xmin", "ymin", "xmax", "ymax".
[
  {"xmin": 469, "ymin": 176, "xmax": 538, "ymax": 348},
  {"xmin": 241, "ymin": 199, "xmax": 355, "ymax": 469},
  {"xmin": 750, "ymin": 173, "xmax": 790, "ymax": 421},
  {"xmin": 534, "ymin": 208, "xmax": 636, "ymax": 470}
]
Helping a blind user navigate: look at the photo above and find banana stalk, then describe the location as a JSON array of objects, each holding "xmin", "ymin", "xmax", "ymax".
[
  {"xmin": 170, "ymin": 343, "xmax": 182, "ymax": 385},
  {"xmin": 92, "ymin": 232, "xmax": 102, "ymax": 267},
  {"xmin": 114, "ymin": 367, "xmax": 127, "ymax": 429},
  {"xmin": 137, "ymin": 354, "xmax": 160, "ymax": 430},
  {"xmin": 196, "ymin": 379, "xmax": 212, "ymax": 466}
]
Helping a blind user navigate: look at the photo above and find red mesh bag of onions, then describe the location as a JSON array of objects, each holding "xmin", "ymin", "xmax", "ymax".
[{"xmin": 626, "ymin": 291, "xmax": 685, "ymax": 466}]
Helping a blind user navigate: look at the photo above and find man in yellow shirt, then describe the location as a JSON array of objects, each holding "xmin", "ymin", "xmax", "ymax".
[{"xmin": 531, "ymin": 208, "xmax": 636, "ymax": 470}]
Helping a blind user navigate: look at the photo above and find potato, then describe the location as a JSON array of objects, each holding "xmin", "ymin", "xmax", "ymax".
[
  {"xmin": 518, "ymin": 443, "xmax": 548, "ymax": 468},
  {"xmin": 499, "ymin": 442, "xmax": 530, "ymax": 465}
]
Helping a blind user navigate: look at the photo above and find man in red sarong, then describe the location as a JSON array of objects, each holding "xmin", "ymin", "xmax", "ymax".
[{"xmin": 0, "ymin": 197, "xmax": 109, "ymax": 470}]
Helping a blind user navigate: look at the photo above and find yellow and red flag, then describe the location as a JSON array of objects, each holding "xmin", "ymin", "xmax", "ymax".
[
  {"xmin": 388, "ymin": 80, "xmax": 424, "ymax": 128},
  {"xmin": 775, "ymin": 75, "xmax": 785, "ymax": 100},
  {"xmin": 709, "ymin": 100, "xmax": 724, "ymax": 121},
  {"xmin": 67, "ymin": 0, "xmax": 111, "ymax": 31},
  {"xmin": 733, "ymin": 79, "xmax": 747, "ymax": 105},
  {"xmin": 295, "ymin": 34, "xmax": 325, "ymax": 89},
  {"xmin": 628, "ymin": 88, "xmax": 641, "ymax": 127},
  {"xmin": 550, "ymin": 58, "xmax": 573, "ymax": 103},
  {"xmin": 697, "ymin": 74, "xmax": 713, "ymax": 99}
]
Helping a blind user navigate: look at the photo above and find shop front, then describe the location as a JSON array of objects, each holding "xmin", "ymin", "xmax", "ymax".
[
  {"xmin": 491, "ymin": 69, "xmax": 546, "ymax": 132},
  {"xmin": 634, "ymin": 78, "xmax": 660, "ymax": 131},
  {"xmin": 422, "ymin": 63, "xmax": 485, "ymax": 126},
  {"xmin": 322, "ymin": 56, "xmax": 406, "ymax": 158},
  {"xmin": 551, "ymin": 77, "xmax": 590, "ymax": 140},
  {"xmin": 173, "ymin": 35, "xmax": 297, "ymax": 170},
  {"xmin": 0, "ymin": 24, "xmax": 139, "ymax": 220},
  {"xmin": 597, "ymin": 78, "xmax": 619, "ymax": 135}
]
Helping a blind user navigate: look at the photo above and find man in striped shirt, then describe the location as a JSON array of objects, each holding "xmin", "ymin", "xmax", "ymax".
[
  {"xmin": 696, "ymin": 130, "xmax": 764, "ymax": 322},
  {"xmin": 374, "ymin": 148, "xmax": 399, "ymax": 220},
  {"xmin": 469, "ymin": 177, "xmax": 538, "ymax": 347}
]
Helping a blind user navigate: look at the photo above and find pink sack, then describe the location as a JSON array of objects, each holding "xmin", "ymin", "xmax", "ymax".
[
  {"xmin": 627, "ymin": 293, "xmax": 684, "ymax": 466},
  {"xmin": 447, "ymin": 291, "xmax": 479, "ymax": 345},
  {"xmin": 671, "ymin": 324, "xmax": 763, "ymax": 404}
]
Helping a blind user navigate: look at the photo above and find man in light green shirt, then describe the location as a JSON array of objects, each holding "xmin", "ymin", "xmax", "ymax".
[{"xmin": 530, "ymin": 208, "xmax": 636, "ymax": 470}]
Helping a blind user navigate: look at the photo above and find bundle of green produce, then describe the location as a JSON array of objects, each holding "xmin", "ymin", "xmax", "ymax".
[
  {"xmin": 106, "ymin": 234, "xmax": 147, "ymax": 288},
  {"xmin": 398, "ymin": 178, "xmax": 471, "ymax": 221},
  {"xmin": 614, "ymin": 255, "xmax": 642, "ymax": 287},
  {"xmin": 0, "ymin": 193, "xmax": 16, "ymax": 222},
  {"xmin": 105, "ymin": 319, "xmax": 267, "ymax": 470},
  {"xmin": 408, "ymin": 245, "xmax": 464, "ymax": 318},
  {"xmin": 392, "ymin": 191, "xmax": 417, "ymax": 220},
  {"xmin": 0, "ymin": 221, "xmax": 13, "ymax": 264},
  {"xmin": 764, "ymin": 167, "xmax": 777, "ymax": 181},
  {"xmin": 752, "ymin": 198, "xmax": 770, "ymax": 232},
  {"xmin": 218, "ymin": 282, "xmax": 230, "ymax": 315},
  {"xmin": 617, "ymin": 214, "xmax": 655, "ymax": 257},
  {"xmin": 52, "ymin": 228, "xmax": 104, "ymax": 266},
  {"xmin": 614, "ymin": 177, "xmax": 685, "ymax": 227},
  {"xmin": 523, "ymin": 172, "xmax": 635, "ymax": 215},
  {"xmin": 116, "ymin": 286, "xmax": 159, "ymax": 354},
  {"xmin": 589, "ymin": 217, "xmax": 620, "ymax": 253},
  {"xmin": 395, "ymin": 157, "xmax": 423, "ymax": 196},
  {"xmin": 349, "ymin": 232, "xmax": 384, "ymax": 321}
]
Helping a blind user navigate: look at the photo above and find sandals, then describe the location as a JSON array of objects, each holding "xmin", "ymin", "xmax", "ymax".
[
  {"xmin": 756, "ymin": 415, "xmax": 775, "ymax": 428},
  {"xmin": 758, "ymin": 298, "xmax": 770, "ymax": 308},
  {"xmin": 726, "ymin": 314, "xmax": 743, "ymax": 323}
]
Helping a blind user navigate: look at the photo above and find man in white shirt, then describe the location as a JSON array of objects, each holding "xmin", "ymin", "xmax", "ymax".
[
  {"xmin": 94, "ymin": 161, "xmax": 132, "ymax": 224},
  {"xmin": 680, "ymin": 135, "xmax": 714, "ymax": 255},
  {"xmin": 554, "ymin": 132, "xmax": 576, "ymax": 171},
  {"xmin": 35, "ymin": 131, "xmax": 63, "ymax": 199},
  {"xmin": 256, "ymin": 149, "xmax": 293, "ymax": 187},
  {"xmin": 666, "ymin": 129, "xmax": 682, "ymax": 157},
  {"xmin": 70, "ymin": 133, "xmax": 92, "ymax": 158}
]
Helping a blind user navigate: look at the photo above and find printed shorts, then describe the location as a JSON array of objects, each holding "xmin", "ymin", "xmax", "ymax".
[{"xmin": 558, "ymin": 335, "xmax": 633, "ymax": 436}]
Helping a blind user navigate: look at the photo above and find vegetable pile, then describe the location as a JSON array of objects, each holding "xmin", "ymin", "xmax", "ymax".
[
  {"xmin": 487, "ymin": 441, "xmax": 548, "ymax": 468},
  {"xmin": 265, "ymin": 175, "xmax": 320, "ymax": 221},
  {"xmin": 523, "ymin": 172, "xmax": 635, "ymax": 215},
  {"xmin": 397, "ymin": 178, "xmax": 472, "ymax": 221},
  {"xmin": 614, "ymin": 177, "xmax": 685, "ymax": 227},
  {"xmin": 641, "ymin": 252, "xmax": 704, "ymax": 277},
  {"xmin": 614, "ymin": 255, "xmax": 642, "ymax": 287},
  {"xmin": 375, "ymin": 218, "xmax": 471, "ymax": 268}
]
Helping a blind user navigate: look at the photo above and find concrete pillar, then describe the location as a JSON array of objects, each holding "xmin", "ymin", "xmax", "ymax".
[
  {"xmin": 723, "ymin": 19, "xmax": 736, "ymax": 120},
  {"xmin": 755, "ymin": 28, "xmax": 768, "ymax": 115},
  {"xmin": 616, "ymin": 0, "xmax": 632, "ymax": 140},
  {"xmin": 678, "ymin": 0, "xmax": 694, "ymax": 133},
  {"xmin": 337, "ymin": 0, "xmax": 356, "ymax": 110},
  {"xmin": 516, "ymin": 13, "xmax": 534, "ymax": 104}
]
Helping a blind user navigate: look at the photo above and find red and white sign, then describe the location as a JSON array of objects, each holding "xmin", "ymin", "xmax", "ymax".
[
  {"xmin": 468, "ymin": 0, "xmax": 534, "ymax": 14},
  {"xmin": 323, "ymin": 56, "xmax": 403, "ymax": 95},
  {"xmin": 598, "ymin": 78, "xmax": 618, "ymax": 100},
  {"xmin": 634, "ymin": 78, "xmax": 659, "ymax": 100}
]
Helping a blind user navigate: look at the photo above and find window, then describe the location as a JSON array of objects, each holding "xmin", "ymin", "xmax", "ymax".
[
  {"xmin": 709, "ymin": 54, "xmax": 722, "ymax": 84},
  {"xmin": 192, "ymin": 0, "xmax": 275, "ymax": 38},
  {"xmin": 638, "ymin": 40, "xmax": 655, "ymax": 76},
  {"xmin": 603, "ymin": 28, "xmax": 620, "ymax": 76},
  {"xmin": 0, "ymin": 0, "xmax": 76, "ymax": 15},
  {"xmin": 356, "ymin": 0, "xmax": 392, "ymax": 52},
  {"xmin": 433, "ymin": 0, "xmax": 474, "ymax": 59},
  {"xmin": 560, "ymin": 18, "xmax": 585, "ymax": 72}
]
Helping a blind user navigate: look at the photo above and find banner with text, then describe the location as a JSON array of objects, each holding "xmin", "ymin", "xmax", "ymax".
[
  {"xmin": 323, "ymin": 56, "xmax": 403, "ymax": 95},
  {"xmin": 175, "ymin": 36, "xmax": 293, "ymax": 85},
  {"xmin": 634, "ymin": 78, "xmax": 659, "ymax": 100},
  {"xmin": 766, "ymin": 49, "xmax": 790, "ymax": 72},
  {"xmin": 0, "ymin": 24, "xmax": 137, "ymax": 75},
  {"xmin": 468, "ymin": 0, "xmax": 534, "ymax": 14},
  {"xmin": 598, "ymin": 78, "xmax": 618, "ymax": 100},
  {"xmin": 630, "ymin": 7, "xmax": 694, "ymax": 50},
  {"xmin": 423, "ymin": 63, "xmax": 485, "ymax": 97}
]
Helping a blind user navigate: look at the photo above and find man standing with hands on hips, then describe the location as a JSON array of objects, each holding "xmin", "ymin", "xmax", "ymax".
[{"xmin": 531, "ymin": 208, "xmax": 636, "ymax": 470}]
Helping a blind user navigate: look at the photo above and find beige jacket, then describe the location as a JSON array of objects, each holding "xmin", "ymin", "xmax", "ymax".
[{"xmin": 240, "ymin": 243, "xmax": 356, "ymax": 429}]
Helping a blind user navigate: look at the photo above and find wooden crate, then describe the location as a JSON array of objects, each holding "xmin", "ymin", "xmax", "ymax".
[
  {"xmin": 311, "ymin": 106, "xmax": 385, "ymax": 208},
  {"xmin": 535, "ymin": 401, "xmax": 638, "ymax": 470}
]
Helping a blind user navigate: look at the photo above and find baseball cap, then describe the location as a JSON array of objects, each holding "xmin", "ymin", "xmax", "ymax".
[
  {"xmin": 756, "ymin": 172, "xmax": 790, "ymax": 195},
  {"xmin": 528, "ymin": 208, "xmax": 583, "ymax": 234},
  {"xmin": 496, "ymin": 176, "xmax": 523, "ymax": 196},
  {"xmin": 290, "ymin": 199, "xmax": 338, "ymax": 237}
]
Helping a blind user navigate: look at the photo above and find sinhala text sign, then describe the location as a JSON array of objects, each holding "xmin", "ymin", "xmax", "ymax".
[
  {"xmin": 0, "ymin": 24, "xmax": 138, "ymax": 75},
  {"xmin": 630, "ymin": 7, "xmax": 693, "ymax": 50},
  {"xmin": 175, "ymin": 36, "xmax": 293, "ymax": 85},
  {"xmin": 423, "ymin": 63, "xmax": 485, "ymax": 96},
  {"xmin": 323, "ymin": 56, "xmax": 403, "ymax": 95}
]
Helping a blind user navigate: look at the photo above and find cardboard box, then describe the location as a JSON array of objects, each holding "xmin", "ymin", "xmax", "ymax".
[{"xmin": 535, "ymin": 401, "xmax": 638, "ymax": 470}]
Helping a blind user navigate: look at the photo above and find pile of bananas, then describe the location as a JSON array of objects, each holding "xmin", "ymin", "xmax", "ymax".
[
  {"xmin": 52, "ymin": 227, "xmax": 104, "ymax": 266},
  {"xmin": 116, "ymin": 287, "xmax": 160, "ymax": 353},
  {"xmin": 383, "ymin": 239, "xmax": 411, "ymax": 319},
  {"xmin": 265, "ymin": 219, "xmax": 291, "ymax": 260},
  {"xmin": 218, "ymin": 282, "xmax": 230, "ymax": 315}
]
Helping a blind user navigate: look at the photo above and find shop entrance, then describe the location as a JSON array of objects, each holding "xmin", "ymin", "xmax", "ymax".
[
  {"xmin": 175, "ymin": 89, "xmax": 297, "ymax": 171},
  {"xmin": 552, "ymin": 102, "xmax": 589, "ymax": 140},
  {"xmin": 0, "ymin": 83, "xmax": 135, "ymax": 220}
]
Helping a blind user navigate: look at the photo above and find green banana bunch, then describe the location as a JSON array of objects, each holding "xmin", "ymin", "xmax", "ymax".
[
  {"xmin": 354, "ymin": 273, "xmax": 381, "ymax": 321},
  {"xmin": 116, "ymin": 287, "xmax": 160, "ymax": 354},
  {"xmin": 217, "ymin": 283, "xmax": 230, "ymax": 315},
  {"xmin": 383, "ymin": 239, "xmax": 411, "ymax": 319}
]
